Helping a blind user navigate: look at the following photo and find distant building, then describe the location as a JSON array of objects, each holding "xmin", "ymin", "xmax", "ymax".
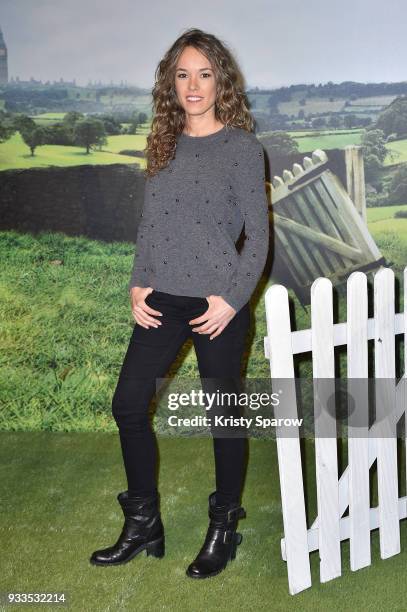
[{"xmin": 0, "ymin": 26, "xmax": 8, "ymax": 84}]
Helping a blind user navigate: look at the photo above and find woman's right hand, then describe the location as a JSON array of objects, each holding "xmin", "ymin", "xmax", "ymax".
[{"xmin": 129, "ymin": 286, "xmax": 163, "ymax": 329}]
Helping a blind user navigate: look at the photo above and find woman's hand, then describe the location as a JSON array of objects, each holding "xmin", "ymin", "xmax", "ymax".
[
  {"xmin": 189, "ymin": 295, "xmax": 236, "ymax": 340},
  {"xmin": 129, "ymin": 286, "xmax": 163, "ymax": 329}
]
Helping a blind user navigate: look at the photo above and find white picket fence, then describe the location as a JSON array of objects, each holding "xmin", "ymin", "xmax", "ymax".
[{"xmin": 263, "ymin": 267, "xmax": 407, "ymax": 595}]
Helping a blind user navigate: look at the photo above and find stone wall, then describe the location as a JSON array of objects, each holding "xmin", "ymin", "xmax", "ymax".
[{"xmin": 0, "ymin": 163, "xmax": 145, "ymax": 243}]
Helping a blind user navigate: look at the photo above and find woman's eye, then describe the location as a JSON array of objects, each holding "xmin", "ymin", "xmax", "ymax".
[{"xmin": 176, "ymin": 72, "xmax": 212, "ymax": 78}]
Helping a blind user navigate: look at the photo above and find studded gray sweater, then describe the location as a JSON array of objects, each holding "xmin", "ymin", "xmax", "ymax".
[{"xmin": 128, "ymin": 124, "xmax": 270, "ymax": 314}]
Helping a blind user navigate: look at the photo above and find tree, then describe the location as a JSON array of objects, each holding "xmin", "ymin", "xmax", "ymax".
[
  {"xmin": 0, "ymin": 110, "xmax": 16, "ymax": 142},
  {"xmin": 259, "ymin": 130, "xmax": 299, "ymax": 157},
  {"xmin": 361, "ymin": 128, "xmax": 387, "ymax": 182},
  {"xmin": 311, "ymin": 117, "xmax": 326, "ymax": 128},
  {"xmin": 43, "ymin": 123, "xmax": 73, "ymax": 145},
  {"xmin": 361, "ymin": 129, "xmax": 387, "ymax": 163},
  {"xmin": 343, "ymin": 113, "xmax": 358, "ymax": 128},
  {"xmin": 13, "ymin": 113, "xmax": 36, "ymax": 133},
  {"xmin": 328, "ymin": 115, "xmax": 341, "ymax": 128},
  {"xmin": 63, "ymin": 111, "xmax": 84, "ymax": 130},
  {"xmin": 375, "ymin": 96, "xmax": 407, "ymax": 138},
  {"xmin": 99, "ymin": 114, "xmax": 122, "ymax": 135},
  {"xmin": 73, "ymin": 118, "xmax": 107, "ymax": 153},
  {"xmin": 129, "ymin": 111, "xmax": 149, "ymax": 135},
  {"xmin": 388, "ymin": 163, "xmax": 407, "ymax": 203},
  {"xmin": 20, "ymin": 125, "xmax": 46, "ymax": 156}
]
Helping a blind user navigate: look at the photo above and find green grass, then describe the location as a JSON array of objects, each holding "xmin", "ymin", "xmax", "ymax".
[
  {"xmin": 103, "ymin": 133, "xmax": 147, "ymax": 153},
  {"xmin": 0, "ymin": 132, "xmax": 146, "ymax": 171},
  {"xmin": 366, "ymin": 203, "xmax": 407, "ymax": 223},
  {"xmin": 291, "ymin": 131, "xmax": 363, "ymax": 152},
  {"xmin": 0, "ymin": 230, "xmax": 285, "ymax": 432},
  {"xmin": 367, "ymin": 204, "xmax": 407, "ymax": 261},
  {"xmin": 1, "ymin": 218, "xmax": 406, "ymax": 432},
  {"xmin": 287, "ymin": 129, "xmax": 364, "ymax": 138},
  {"xmin": 31, "ymin": 112, "xmax": 70, "ymax": 125},
  {"xmin": 1, "ymin": 432, "xmax": 407, "ymax": 611},
  {"xmin": 385, "ymin": 138, "xmax": 407, "ymax": 166}
]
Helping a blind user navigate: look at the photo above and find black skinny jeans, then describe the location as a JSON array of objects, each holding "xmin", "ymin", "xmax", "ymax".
[{"xmin": 112, "ymin": 290, "xmax": 251, "ymax": 505}]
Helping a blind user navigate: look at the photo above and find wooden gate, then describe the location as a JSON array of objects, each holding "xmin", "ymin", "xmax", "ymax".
[
  {"xmin": 270, "ymin": 149, "xmax": 386, "ymax": 302},
  {"xmin": 263, "ymin": 267, "xmax": 407, "ymax": 594}
]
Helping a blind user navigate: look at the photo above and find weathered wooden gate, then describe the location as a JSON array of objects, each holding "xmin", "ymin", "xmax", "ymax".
[
  {"xmin": 270, "ymin": 148, "xmax": 386, "ymax": 303},
  {"xmin": 263, "ymin": 267, "xmax": 407, "ymax": 594}
]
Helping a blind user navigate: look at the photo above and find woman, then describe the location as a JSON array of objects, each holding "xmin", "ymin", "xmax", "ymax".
[{"xmin": 90, "ymin": 27, "xmax": 269, "ymax": 579}]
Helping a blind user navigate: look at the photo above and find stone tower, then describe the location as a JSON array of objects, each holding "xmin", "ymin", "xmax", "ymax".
[{"xmin": 0, "ymin": 27, "xmax": 8, "ymax": 85}]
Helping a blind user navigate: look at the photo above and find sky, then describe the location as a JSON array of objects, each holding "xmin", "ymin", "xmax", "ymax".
[{"xmin": 0, "ymin": 0, "xmax": 406, "ymax": 89}]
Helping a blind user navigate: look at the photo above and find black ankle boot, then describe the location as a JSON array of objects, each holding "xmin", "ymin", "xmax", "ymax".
[
  {"xmin": 89, "ymin": 490, "xmax": 165, "ymax": 566},
  {"xmin": 186, "ymin": 491, "xmax": 246, "ymax": 579}
]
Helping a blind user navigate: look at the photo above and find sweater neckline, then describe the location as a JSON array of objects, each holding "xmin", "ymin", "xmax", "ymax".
[{"xmin": 178, "ymin": 124, "xmax": 229, "ymax": 143}]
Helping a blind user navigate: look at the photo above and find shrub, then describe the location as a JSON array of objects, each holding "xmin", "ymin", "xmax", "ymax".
[{"xmin": 118, "ymin": 149, "xmax": 145, "ymax": 157}]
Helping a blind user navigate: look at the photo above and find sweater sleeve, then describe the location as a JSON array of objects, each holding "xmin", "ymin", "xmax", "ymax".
[
  {"xmin": 221, "ymin": 137, "xmax": 269, "ymax": 313},
  {"xmin": 128, "ymin": 183, "xmax": 152, "ymax": 293}
]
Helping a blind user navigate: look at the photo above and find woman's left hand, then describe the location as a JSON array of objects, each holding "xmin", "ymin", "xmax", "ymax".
[{"xmin": 189, "ymin": 295, "xmax": 236, "ymax": 340}]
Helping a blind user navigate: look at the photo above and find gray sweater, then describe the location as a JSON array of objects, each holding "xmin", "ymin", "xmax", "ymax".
[{"xmin": 128, "ymin": 124, "xmax": 269, "ymax": 313}]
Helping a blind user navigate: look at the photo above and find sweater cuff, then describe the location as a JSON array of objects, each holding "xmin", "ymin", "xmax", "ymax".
[
  {"xmin": 128, "ymin": 265, "xmax": 149, "ymax": 293},
  {"xmin": 221, "ymin": 285, "xmax": 249, "ymax": 314}
]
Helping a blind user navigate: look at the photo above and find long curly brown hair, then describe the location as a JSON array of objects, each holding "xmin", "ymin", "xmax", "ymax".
[{"xmin": 144, "ymin": 28, "xmax": 255, "ymax": 178}]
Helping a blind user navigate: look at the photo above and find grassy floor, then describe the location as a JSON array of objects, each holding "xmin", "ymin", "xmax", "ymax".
[{"xmin": 1, "ymin": 432, "xmax": 407, "ymax": 611}]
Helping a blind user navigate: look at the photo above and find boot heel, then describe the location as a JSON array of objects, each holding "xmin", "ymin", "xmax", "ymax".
[
  {"xmin": 146, "ymin": 537, "xmax": 165, "ymax": 558},
  {"xmin": 230, "ymin": 533, "xmax": 243, "ymax": 561}
]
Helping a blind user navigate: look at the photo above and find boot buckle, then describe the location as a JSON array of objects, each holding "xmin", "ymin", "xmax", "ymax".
[
  {"xmin": 227, "ymin": 506, "xmax": 246, "ymax": 521},
  {"xmin": 223, "ymin": 529, "xmax": 233, "ymax": 544}
]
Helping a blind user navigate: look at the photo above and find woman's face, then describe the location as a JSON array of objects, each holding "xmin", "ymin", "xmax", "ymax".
[{"xmin": 174, "ymin": 45, "xmax": 217, "ymax": 121}]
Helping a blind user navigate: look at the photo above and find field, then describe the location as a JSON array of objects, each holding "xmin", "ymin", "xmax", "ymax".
[
  {"xmin": 0, "ymin": 131, "xmax": 147, "ymax": 170},
  {"xmin": 366, "ymin": 203, "xmax": 407, "ymax": 223},
  {"xmin": 0, "ymin": 126, "xmax": 369, "ymax": 171},
  {"xmin": 288, "ymin": 129, "xmax": 363, "ymax": 152},
  {"xmin": 279, "ymin": 93, "xmax": 398, "ymax": 117},
  {"xmin": 384, "ymin": 138, "xmax": 407, "ymax": 166},
  {"xmin": 2, "ymin": 121, "xmax": 406, "ymax": 171},
  {"xmin": 31, "ymin": 112, "xmax": 72, "ymax": 125}
]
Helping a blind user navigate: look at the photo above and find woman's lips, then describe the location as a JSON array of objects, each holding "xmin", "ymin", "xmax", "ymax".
[{"xmin": 186, "ymin": 97, "xmax": 203, "ymax": 103}]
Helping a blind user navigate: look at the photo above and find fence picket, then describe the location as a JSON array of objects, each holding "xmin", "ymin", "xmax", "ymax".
[
  {"xmin": 405, "ymin": 268, "xmax": 407, "ymax": 513},
  {"xmin": 347, "ymin": 271, "xmax": 371, "ymax": 570},
  {"xmin": 311, "ymin": 277, "xmax": 341, "ymax": 582},
  {"xmin": 265, "ymin": 285, "xmax": 311, "ymax": 594},
  {"xmin": 374, "ymin": 268, "xmax": 400, "ymax": 558}
]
